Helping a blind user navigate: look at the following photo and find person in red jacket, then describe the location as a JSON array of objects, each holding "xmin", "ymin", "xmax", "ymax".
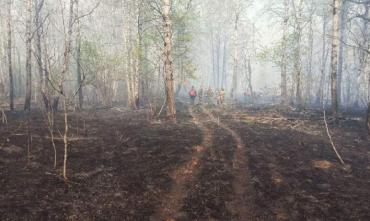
[{"xmin": 189, "ymin": 86, "xmax": 197, "ymax": 105}]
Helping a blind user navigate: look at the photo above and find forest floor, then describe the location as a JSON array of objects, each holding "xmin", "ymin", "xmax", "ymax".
[{"xmin": 0, "ymin": 102, "xmax": 370, "ymax": 220}]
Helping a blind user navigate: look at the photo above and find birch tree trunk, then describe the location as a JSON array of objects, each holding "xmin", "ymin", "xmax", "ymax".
[
  {"xmin": 354, "ymin": 7, "xmax": 368, "ymax": 107},
  {"xmin": 35, "ymin": 0, "xmax": 44, "ymax": 103},
  {"xmin": 123, "ymin": 4, "xmax": 134, "ymax": 108},
  {"xmin": 76, "ymin": 0, "xmax": 83, "ymax": 110},
  {"xmin": 366, "ymin": 6, "xmax": 370, "ymax": 132},
  {"xmin": 337, "ymin": 0, "xmax": 348, "ymax": 109},
  {"xmin": 134, "ymin": 4, "xmax": 142, "ymax": 109},
  {"xmin": 222, "ymin": 36, "xmax": 227, "ymax": 89},
  {"xmin": 216, "ymin": 35, "xmax": 221, "ymax": 88},
  {"xmin": 306, "ymin": 1, "xmax": 314, "ymax": 105},
  {"xmin": 316, "ymin": 14, "xmax": 328, "ymax": 105},
  {"xmin": 163, "ymin": 0, "xmax": 176, "ymax": 119},
  {"xmin": 247, "ymin": 57, "xmax": 253, "ymax": 97},
  {"xmin": 367, "ymin": 102, "xmax": 370, "ymax": 133},
  {"xmin": 42, "ymin": 33, "xmax": 51, "ymax": 110},
  {"xmin": 123, "ymin": 2, "xmax": 140, "ymax": 110},
  {"xmin": 344, "ymin": 46, "xmax": 351, "ymax": 107},
  {"xmin": 292, "ymin": 0, "xmax": 303, "ymax": 108},
  {"xmin": 61, "ymin": 0, "xmax": 75, "ymax": 180},
  {"xmin": 24, "ymin": 0, "xmax": 33, "ymax": 111},
  {"xmin": 7, "ymin": 0, "xmax": 14, "ymax": 111},
  {"xmin": 231, "ymin": 12, "xmax": 239, "ymax": 99},
  {"xmin": 16, "ymin": 49, "xmax": 23, "ymax": 96},
  {"xmin": 211, "ymin": 30, "xmax": 216, "ymax": 88},
  {"xmin": 363, "ymin": 6, "xmax": 369, "ymax": 105},
  {"xmin": 330, "ymin": 0, "xmax": 341, "ymax": 116},
  {"xmin": 60, "ymin": 0, "xmax": 74, "ymax": 95},
  {"xmin": 126, "ymin": 43, "xmax": 134, "ymax": 108},
  {"xmin": 281, "ymin": 0, "xmax": 289, "ymax": 105}
]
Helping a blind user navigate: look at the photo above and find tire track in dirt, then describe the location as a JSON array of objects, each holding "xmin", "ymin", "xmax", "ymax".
[
  {"xmin": 151, "ymin": 107, "xmax": 213, "ymax": 221},
  {"xmin": 201, "ymin": 106, "xmax": 256, "ymax": 220}
]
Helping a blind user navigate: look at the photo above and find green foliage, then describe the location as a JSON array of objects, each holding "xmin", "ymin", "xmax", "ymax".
[
  {"xmin": 257, "ymin": 33, "xmax": 296, "ymax": 67},
  {"xmin": 257, "ymin": 43, "xmax": 284, "ymax": 66},
  {"xmin": 171, "ymin": 0, "xmax": 198, "ymax": 80},
  {"xmin": 80, "ymin": 40, "xmax": 122, "ymax": 86}
]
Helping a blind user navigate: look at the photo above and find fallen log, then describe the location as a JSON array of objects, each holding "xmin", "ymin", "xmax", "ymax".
[{"xmin": 323, "ymin": 109, "xmax": 345, "ymax": 165}]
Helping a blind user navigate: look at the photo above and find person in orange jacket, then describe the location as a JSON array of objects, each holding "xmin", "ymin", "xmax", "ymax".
[{"xmin": 189, "ymin": 86, "xmax": 197, "ymax": 105}]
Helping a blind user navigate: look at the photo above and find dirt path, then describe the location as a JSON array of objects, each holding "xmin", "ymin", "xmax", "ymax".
[
  {"xmin": 201, "ymin": 106, "xmax": 255, "ymax": 220},
  {"xmin": 151, "ymin": 107, "xmax": 213, "ymax": 221}
]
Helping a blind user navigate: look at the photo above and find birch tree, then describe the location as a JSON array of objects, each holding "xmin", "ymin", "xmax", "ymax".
[
  {"xmin": 61, "ymin": 0, "xmax": 75, "ymax": 181},
  {"xmin": 24, "ymin": 0, "xmax": 33, "ymax": 111},
  {"xmin": 330, "ymin": 0, "xmax": 341, "ymax": 116},
  {"xmin": 281, "ymin": 0, "xmax": 289, "ymax": 105},
  {"xmin": 7, "ymin": 0, "xmax": 14, "ymax": 111},
  {"xmin": 316, "ymin": 13, "xmax": 329, "ymax": 105},
  {"xmin": 306, "ymin": 0, "xmax": 315, "ymax": 104},
  {"xmin": 35, "ymin": 0, "xmax": 44, "ymax": 104},
  {"xmin": 337, "ymin": 0, "xmax": 348, "ymax": 106},
  {"xmin": 163, "ymin": 0, "xmax": 176, "ymax": 119},
  {"xmin": 231, "ymin": 1, "xmax": 241, "ymax": 99},
  {"xmin": 76, "ymin": 0, "xmax": 83, "ymax": 110},
  {"xmin": 123, "ymin": 1, "xmax": 140, "ymax": 110},
  {"xmin": 292, "ymin": 0, "xmax": 303, "ymax": 108}
]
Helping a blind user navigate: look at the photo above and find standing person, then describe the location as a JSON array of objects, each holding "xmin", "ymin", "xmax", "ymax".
[
  {"xmin": 206, "ymin": 87, "xmax": 214, "ymax": 105},
  {"xmin": 189, "ymin": 86, "xmax": 197, "ymax": 105},
  {"xmin": 215, "ymin": 88, "xmax": 220, "ymax": 104},
  {"xmin": 244, "ymin": 88, "xmax": 252, "ymax": 104},
  {"xmin": 218, "ymin": 88, "xmax": 226, "ymax": 105},
  {"xmin": 198, "ymin": 86, "xmax": 204, "ymax": 104}
]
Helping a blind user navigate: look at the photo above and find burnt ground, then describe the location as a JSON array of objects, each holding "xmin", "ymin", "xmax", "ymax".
[{"xmin": 0, "ymin": 103, "xmax": 369, "ymax": 220}]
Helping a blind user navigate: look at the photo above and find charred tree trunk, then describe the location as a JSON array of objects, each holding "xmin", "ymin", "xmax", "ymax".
[
  {"xmin": 7, "ymin": 0, "xmax": 14, "ymax": 111},
  {"xmin": 24, "ymin": 0, "xmax": 33, "ymax": 111},
  {"xmin": 163, "ymin": 0, "xmax": 176, "ymax": 119}
]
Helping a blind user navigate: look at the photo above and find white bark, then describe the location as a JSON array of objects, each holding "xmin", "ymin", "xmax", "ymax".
[
  {"xmin": 330, "ymin": 0, "xmax": 341, "ymax": 115},
  {"xmin": 163, "ymin": 0, "xmax": 176, "ymax": 119}
]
